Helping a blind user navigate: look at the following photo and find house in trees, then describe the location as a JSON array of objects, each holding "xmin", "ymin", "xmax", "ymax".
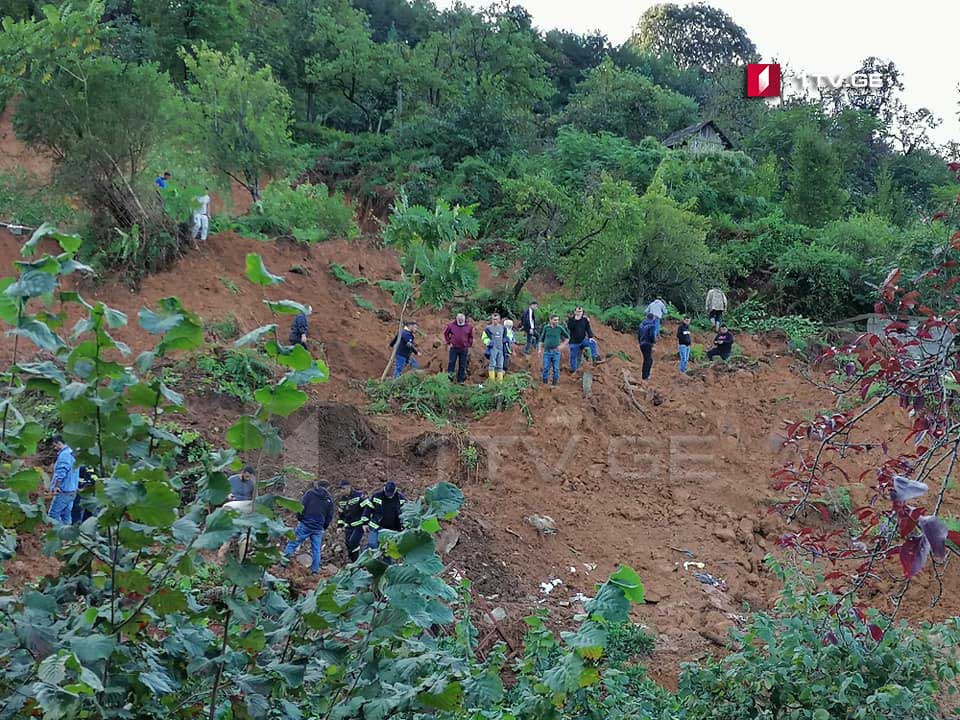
[{"xmin": 662, "ymin": 120, "xmax": 732, "ymax": 153}]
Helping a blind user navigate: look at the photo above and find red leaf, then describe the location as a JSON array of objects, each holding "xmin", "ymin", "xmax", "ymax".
[
  {"xmin": 899, "ymin": 536, "xmax": 929, "ymax": 579},
  {"xmin": 868, "ymin": 624, "xmax": 884, "ymax": 642},
  {"xmin": 947, "ymin": 530, "xmax": 960, "ymax": 548}
]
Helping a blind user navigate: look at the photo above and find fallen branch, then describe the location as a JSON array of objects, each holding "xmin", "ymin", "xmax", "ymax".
[{"xmin": 621, "ymin": 369, "xmax": 651, "ymax": 420}]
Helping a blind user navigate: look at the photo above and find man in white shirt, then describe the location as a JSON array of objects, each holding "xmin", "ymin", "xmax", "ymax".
[
  {"xmin": 705, "ymin": 287, "xmax": 728, "ymax": 331},
  {"xmin": 192, "ymin": 189, "xmax": 211, "ymax": 245},
  {"xmin": 646, "ymin": 297, "xmax": 667, "ymax": 338}
]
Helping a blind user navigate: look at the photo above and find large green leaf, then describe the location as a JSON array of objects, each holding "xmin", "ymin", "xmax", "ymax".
[
  {"xmin": 265, "ymin": 341, "xmax": 312, "ymax": 371},
  {"xmin": 286, "ymin": 359, "xmax": 329, "ymax": 385},
  {"xmin": 5, "ymin": 468, "xmax": 42, "ymax": 498},
  {"xmin": 245, "ymin": 253, "xmax": 283, "ymax": 286},
  {"xmin": 5, "ymin": 269, "xmax": 57, "ymax": 298},
  {"xmin": 609, "ymin": 564, "xmax": 645, "ymax": 604},
  {"xmin": 226, "ymin": 416, "xmax": 265, "ymax": 451},
  {"xmin": 127, "ymin": 481, "xmax": 179, "ymax": 527},
  {"xmin": 23, "ymin": 223, "xmax": 83, "ymax": 255},
  {"xmin": 195, "ymin": 508, "xmax": 237, "ymax": 550},
  {"xmin": 234, "ymin": 324, "xmax": 277, "ymax": 348},
  {"xmin": 8, "ymin": 319, "xmax": 65, "ymax": 352},
  {"xmin": 263, "ymin": 299, "xmax": 310, "ymax": 315},
  {"xmin": 139, "ymin": 307, "xmax": 183, "ymax": 334},
  {"xmin": 0, "ymin": 278, "xmax": 20, "ymax": 324},
  {"xmin": 254, "ymin": 380, "xmax": 307, "ymax": 418},
  {"xmin": 424, "ymin": 482, "xmax": 465, "ymax": 519},
  {"xmin": 417, "ymin": 680, "xmax": 462, "ymax": 712}
]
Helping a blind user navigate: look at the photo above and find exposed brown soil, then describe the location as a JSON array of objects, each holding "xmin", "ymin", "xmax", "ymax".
[{"xmin": 1, "ymin": 111, "xmax": 958, "ymax": 691}]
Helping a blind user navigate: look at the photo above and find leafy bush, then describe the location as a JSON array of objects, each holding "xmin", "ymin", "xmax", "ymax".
[
  {"xmin": 0, "ymin": 171, "xmax": 77, "ymax": 229},
  {"xmin": 599, "ymin": 305, "xmax": 647, "ymax": 333},
  {"xmin": 236, "ymin": 182, "xmax": 358, "ymax": 242},
  {"xmin": 365, "ymin": 372, "xmax": 532, "ymax": 425},
  {"xmin": 772, "ymin": 243, "xmax": 860, "ymax": 320},
  {"xmin": 195, "ymin": 348, "xmax": 273, "ymax": 401},
  {"xmin": 726, "ymin": 299, "xmax": 822, "ymax": 349},
  {"xmin": 678, "ymin": 565, "xmax": 960, "ymax": 719},
  {"xmin": 206, "ymin": 314, "xmax": 240, "ymax": 341}
]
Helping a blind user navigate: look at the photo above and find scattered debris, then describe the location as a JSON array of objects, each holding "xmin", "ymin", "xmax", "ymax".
[
  {"xmin": 540, "ymin": 578, "xmax": 563, "ymax": 595},
  {"xmin": 683, "ymin": 561, "xmax": 706, "ymax": 571},
  {"xmin": 526, "ymin": 514, "xmax": 556, "ymax": 535},
  {"xmin": 571, "ymin": 592, "xmax": 592, "ymax": 605},
  {"xmin": 693, "ymin": 572, "xmax": 728, "ymax": 591},
  {"xmin": 670, "ymin": 546, "xmax": 696, "ymax": 558},
  {"xmin": 568, "ymin": 566, "xmax": 577, "ymax": 574},
  {"xmin": 481, "ymin": 607, "xmax": 508, "ymax": 625},
  {"xmin": 583, "ymin": 562, "xmax": 597, "ymax": 572},
  {"xmin": 436, "ymin": 526, "xmax": 461, "ymax": 555}
]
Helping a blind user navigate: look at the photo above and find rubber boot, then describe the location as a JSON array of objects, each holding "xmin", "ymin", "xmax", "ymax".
[
  {"xmin": 496, "ymin": 371, "xmax": 504, "ymax": 383},
  {"xmin": 488, "ymin": 370, "xmax": 496, "ymax": 382}
]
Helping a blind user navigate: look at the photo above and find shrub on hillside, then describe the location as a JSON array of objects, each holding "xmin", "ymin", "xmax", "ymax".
[
  {"xmin": 772, "ymin": 243, "xmax": 860, "ymax": 320},
  {"xmin": 237, "ymin": 182, "xmax": 358, "ymax": 242},
  {"xmin": 678, "ymin": 566, "xmax": 960, "ymax": 719},
  {"xmin": 0, "ymin": 171, "xmax": 77, "ymax": 229}
]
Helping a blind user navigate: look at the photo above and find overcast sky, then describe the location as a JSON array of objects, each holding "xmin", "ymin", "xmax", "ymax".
[{"xmin": 436, "ymin": 0, "xmax": 960, "ymax": 145}]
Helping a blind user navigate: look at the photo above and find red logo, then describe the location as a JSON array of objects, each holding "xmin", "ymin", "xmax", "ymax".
[{"xmin": 746, "ymin": 63, "xmax": 781, "ymax": 97}]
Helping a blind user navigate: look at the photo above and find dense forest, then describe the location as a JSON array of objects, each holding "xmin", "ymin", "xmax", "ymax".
[
  {"xmin": 2, "ymin": 0, "xmax": 958, "ymax": 320},
  {"xmin": 2, "ymin": 2, "xmax": 960, "ymax": 719}
]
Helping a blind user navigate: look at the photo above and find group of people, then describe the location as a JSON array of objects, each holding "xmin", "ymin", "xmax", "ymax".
[
  {"xmin": 390, "ymin": 286, "xmax": 736, "ymax": 387},
  {"xmin": 155, "ymin": 171, "xmax": 211, "ymax": 245},
  {"xmin": 637, "ymin": 288, "xmax": 734, "ymax": 380},
  {"xmin": 47, "ymin": 435, "xmax": 405, "ymax": 577},
  {"xmin": 280, "ymin": 477, "xmax": 405, "ymax": 573}
]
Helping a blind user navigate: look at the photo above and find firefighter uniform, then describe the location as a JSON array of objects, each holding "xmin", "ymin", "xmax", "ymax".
[{"xmin": 337, "ymin": 487, "xmax": 367, "ymax": 562}]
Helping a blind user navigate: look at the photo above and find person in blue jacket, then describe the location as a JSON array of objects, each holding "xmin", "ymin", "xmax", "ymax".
[
  {"xmin": 48, "ymin": 435, "xmax": 80, "ymax": 524},
  {"xmin": 282, "ymin": 479, "xmax": 335, "ymax": 575},
  {"xmin": 289, "ymin": 312, "xmax": 309, "ymax": 348},
  {"xmin": 390, "ymin": 321, "xmax": 419, "ymax": 378}
]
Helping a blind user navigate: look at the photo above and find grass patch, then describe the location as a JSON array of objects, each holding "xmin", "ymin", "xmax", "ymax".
[
  {"xmin": 206, "ymin": 314, "xmax": 240, "ymax": 341},
  {"xmin": 353, "ymin": 294, "xmax": 375, "ymax": 312},
  {"xmin": 195, "ymin": 348, "xmax": 273, "ymax": 402},
  {"xmin": 219, "ymin": 276, "xmax": 240, "ymax": 295},
  {"xmin": 365, "ymin": 372, "xmax": 532, "ymax": 425},
  {"xmin": 330, "ymin": 263, "xmax": 367, "ymax": 287}
]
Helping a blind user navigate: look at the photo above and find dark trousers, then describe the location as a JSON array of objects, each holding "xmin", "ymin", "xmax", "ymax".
[
  {"xmin": 707, "ymin": 347, "xmax": 731, "ymax": 361},
  {"xmin": 447, "ymin": 347, "xmax": 469, "ymax": 383},
  {"xmin": 640, "ymin": 344, "xmax": 654, "ymax": 380},
  {"xmin": 524, "ymin": 330, "xmax": 538, "ymax": 355},
  {"xmin": 344, "ymin": 526, "xmax": 364, "ymax": 562}
]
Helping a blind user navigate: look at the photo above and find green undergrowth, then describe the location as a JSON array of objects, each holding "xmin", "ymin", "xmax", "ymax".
[
  {"xmin": 365, "ymin": 371, "xmax": 532, "ymax": 425},
  {"xmin": 194, "ymin": 348, "xmax": 273, "ymax": 402},
  {"xmin": 727, "ymin": 299, "xmax": 822, "ymax": 350},
  {"xmin": 329, "ymin": 262, "xmax": 368, "ymax": 287}
]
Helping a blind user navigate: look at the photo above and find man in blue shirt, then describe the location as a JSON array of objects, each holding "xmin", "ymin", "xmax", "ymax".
[
  {"xmin": 154, "ymin": 171, "xmax": 171, "ymax": 189},
  {"xmin": 49, "ymin": 435, "xmax": 80, "ymax": 524},
  {"xmin": 228, "ymin": 465, "xmax": 256, "ymax": 501}
]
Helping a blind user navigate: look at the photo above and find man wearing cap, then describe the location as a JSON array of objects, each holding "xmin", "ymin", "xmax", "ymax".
[
  {"xmin": 282, "ymin": 479, "xmax": 335, "ymax": 575},
  {"xmin": 363, "ymin": 480, "xmax": 406, "ymax": 550},
  {"xmin": 390, "ymin": 320, "xmax": 419, "ymax": 379},
  {"xmin": 336, "ymin": 479, "xmax": 367, "ymax": 562}
]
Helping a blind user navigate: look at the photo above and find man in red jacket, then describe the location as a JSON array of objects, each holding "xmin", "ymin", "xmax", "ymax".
[{"xmin": 444, "ymin": 313, "xmax": 474, "ymax": 384}]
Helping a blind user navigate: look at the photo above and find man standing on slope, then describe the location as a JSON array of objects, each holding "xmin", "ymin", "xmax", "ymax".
[
  {"xmin": 539, "ymin": 314, "xmax": 569, "ymax": 386},
  {"xmin": 337, "ymin": 479, "xmax": 367, "ymax": 563},
  {"xmin": 646, "ymin": 297, "xmax": 667, "ymax": 338},
  {"xmin": 390, "ymin": 320, "xmax": 419, "ymax": 378},
  {"xmin": 706, "ymin": 287, "xmax": 728, "ymax": 331},
  {"xmin": 521, "ymin": 300, "xmax": 539, "ymax": 355},
  {"xmin": 444, "ymin": 313, "xmax": 473, "ymax": 384},
  {"xmin": 282, "ymin": 480, "xmax": 335, "ymax": 575},
  {"xmin": 637, "ymin": 313, "xmax": 658, "ymax": 381},
  {"xmin": 192, "ymin": 188, "xmax": 212, "ymax": 246},
  {"xmin": 677, "ymin": 316, "xmax": 693, "ymax": 374},
  {"xmin": 364, "ymin": 480, "xmax": 405, "ymax": 550},
  {"xmin": 48, "ymin": 435, "xmax": 80, "ymax": 525},
  {"xmin": 482, "ymin": 313, "xmax": 507, "ymax": 383},
  {"xmin": 567, "ymin": 306, "xmax": 600, "ymax": 372}
]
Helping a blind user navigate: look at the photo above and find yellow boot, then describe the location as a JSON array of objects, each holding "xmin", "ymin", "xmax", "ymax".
[
  {"xmin": 496, "ymin": 371, "xmax": 505, "ymax": 382},
  {"xmin": 488, "ymin": 370, "xmax": 496, "ymax": 382}
]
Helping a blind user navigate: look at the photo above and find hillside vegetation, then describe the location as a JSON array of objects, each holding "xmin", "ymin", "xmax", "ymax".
[{"xmin": 1, "ymin": 1, "xmax": 960, "ymax": 719}]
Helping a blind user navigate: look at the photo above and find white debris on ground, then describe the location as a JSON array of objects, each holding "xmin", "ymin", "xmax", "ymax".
[
  {"xmin": 526, "ymin": 514, "xmax": 556, "ymax": 534},
  {"xmin": 539, "ymin": 578, "xmax": 563, "ymax": 595}
]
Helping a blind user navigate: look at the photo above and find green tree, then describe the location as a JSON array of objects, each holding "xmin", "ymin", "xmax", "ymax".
[
  {"xmin": 182, "ymin": 44, "xmax": 295, "ymax": 202},
  {"xmin": 305, "ymin": 0, "xmax": 406, "ymax": 132},
  {"xmin": 559, "ymin": 58, "xmax": 698, "ymax": 143},
  {"xmin": 784, "ymin": 125, "xmax": 847, "ymax": 227},
  {"xmin": 632, "ymin": 2, "xmax": 758, "ymax": 73},
  {"xmin": 563, "ymin": 178, "xmax": 715, "ymax": 308}
]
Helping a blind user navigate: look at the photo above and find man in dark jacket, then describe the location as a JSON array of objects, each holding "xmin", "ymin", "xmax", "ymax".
[
  {"xmin": 637, "ymin": 313, "xmax": 657, "ymax": 381},
  {"xmin": 444, "ymin": 313, "xmax": 473, "ymax": 384},
  {"xmin": 677, "ymin": 316, "xmax": 692, "ymax": 374},
  {"xmin": 567, "ymin": 306, "xmax": 600, "ymax": 372},
  {"xmin": 390, "ymin": 321, "xmax": 419, "ymax": 378},
  {"xmin": 282, "ymin": 480, "xmax": 335, "ymax": 574},
  {"xmin": 363, "ymin": 480, "xmax": 406, "ymax": 549},
  {"xmin": 289, "ymin": 312, "xmax": 309, "ymax": 347},
  {"xmin": 706, "ymin": 325, "xmax": 735, "ymax": 361},
  {"xmin": 337, "ymin": 479, "xmax": 367, "ymax": 562},
  {"xmin": 70, "ymin": 466, "xmax": 97, "ymax": 525},
  {"xmin": 521, "ymin": 301, "xmax": 539, "ymax": 355}
]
